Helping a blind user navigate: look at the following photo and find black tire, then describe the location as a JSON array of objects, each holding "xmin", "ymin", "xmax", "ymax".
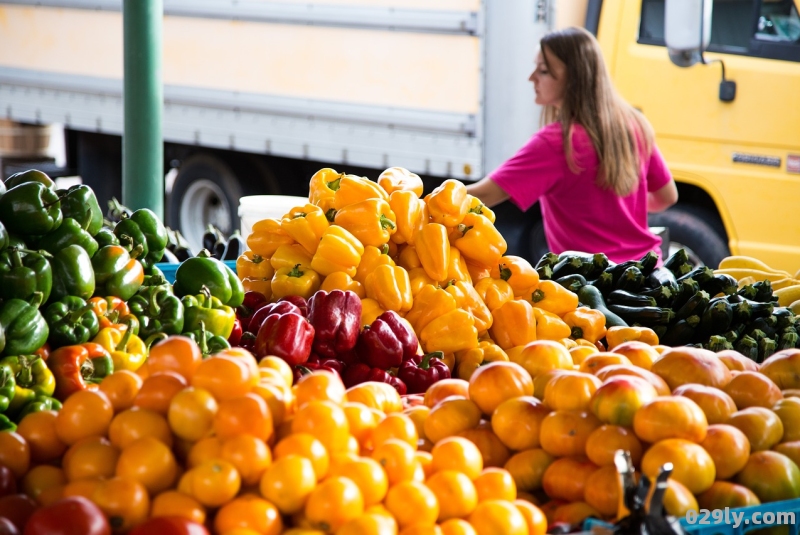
[{"xmin": 648, "ymin": 205, "xmax": 730, "ymax": 268}]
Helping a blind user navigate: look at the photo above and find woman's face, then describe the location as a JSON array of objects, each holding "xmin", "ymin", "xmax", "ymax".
[{"xmin": 529, "ymin": 48, "xmax": 567, "ymax": 108}]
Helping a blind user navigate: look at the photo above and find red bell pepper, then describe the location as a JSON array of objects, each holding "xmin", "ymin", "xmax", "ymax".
[
  {"xmin": 239, "ymin": 331, "xmax": 257, "ymax": 352},
  {"xmin": 278, "ymin": 295, "xmax": 309, "ymax": 317},
  {"xmin": 308, "ymin": 290, "xmax": 362, "ymax": 359},
  {"xmin": 355, "ymin": 310, "xmax": 418, "ymax": 369},
  {"xmin": 247, "ymin": 300, "xmax": 301, "ymax": 333},
  {"xmin": 397, "ymin": 351, "xmax": 451, "ymax": 394},
  {"xmin": 293, "ymin": 355, "xmax": 346, "ymax": 383},
  {"xmin": 236, "ymin": 291, "xmax": 269, "ymax": 329},
  {"xmin": 254, "ymin": 312, "xmax": 314, "ymax": 365},
  {"xmin": 228, "ymin": 318, "xmax": 243, "ymax": 347},
  {"xmin": 49, "ymin": 343, "xmax": 115, "ymax": 400},
  {"xmin": 387, "ymin": 374, "xmax": 408, "ymax": 396},
  {"xmin": 342, "ymin": 362, "xmax": 391, "ymax": 388}
]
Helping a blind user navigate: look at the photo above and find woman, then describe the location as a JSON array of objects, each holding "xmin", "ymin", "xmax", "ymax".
[{"xmin": 467, "ymin": 27, "xmax": 678, "ymax": 264}]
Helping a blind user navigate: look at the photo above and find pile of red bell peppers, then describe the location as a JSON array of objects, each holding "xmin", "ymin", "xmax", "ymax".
[{"xmin": 234, "ymin": 289, "xmax": 451, "ymax": 395}]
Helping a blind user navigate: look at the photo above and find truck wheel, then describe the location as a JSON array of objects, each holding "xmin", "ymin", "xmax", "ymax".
[
  {"xmin": 648, "ymin": 205, "xmax": 729, "ymax": 267},
  {"xmin": 167, "ymin": 154, "xmax": 249, "ymax": 253}
]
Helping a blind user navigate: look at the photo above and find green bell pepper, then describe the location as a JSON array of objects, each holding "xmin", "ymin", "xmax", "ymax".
[
  {"xmin": 174, "ymin": 250, "xmax": 244, "ymax": 307},
  {"xmin": 58, "ymin": 184, "xmax": 103, "ymax": 237},
  {"xmin": 140, "ymin": 269, "xmax": 171, "ymax": 293},
  {"xmin": 18, "ymin": 395, "xmax": 62, "ymax": 420},
  {"xmin": 181, "ymin": 286, "xmax": 236, "ymax": 339},
  {"xmin": 0, "ymin": 221, "xmax": 9, "ymax": 251},
  {"xmin": 7, "ymin": 235, "xmax": 27, "ymax": 250},
  {"xmin": 49, "ymin": 244, "xmax": 96, "ymax": 302},
  {"xmin": 128, "ymin": 286, "xmax": 184, "ymax": 340},
  {"xmin": 43, "ymin": 296, "xmax": 101, "ymax": 348},
  {"xmin": 113, "ymin": 208, "xmax": 168, "ymax": 268},
  {"xmin": 0, "ymin": 355, "xmax": 56, "ymax": 415},
  {"xmin": 36, "ymin": 217, "xmax": 99, "ymax": 258},
  {"xmin": 95, "ymin": 227, "xmax": 120, "ymax": 248},
  {"xmin": 186, "ymin": 320, "xmax": 231, "ymax": 356},
  {"xmin": 0, "ymin": 181, "xmax": 63, "ymax": 236},
  {"xmin": 0, "ymin": 247, "xmax": 53, "ymax": 303},
  {"xmin": 92, "ymin": 244, "xmax": 144, "ymax": 301},
  {"xmin": 0, "ymin": 363, "xmax": 15, "ymax": 413},
  {"xmin": 0, "ymin": 414, "xmax": 16, "ymax": 432},
  {"xmin": 4, "ymin": 169, "xmax": 56, "ymax": 190},
  {"xmin": 0, "ymin": 293, "xmax": 49, "ymax": 357}
]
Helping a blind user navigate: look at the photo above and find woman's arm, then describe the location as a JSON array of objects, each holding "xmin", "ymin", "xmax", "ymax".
[
  {"xmin": 465, "ymin": 176, "xmax": 510, "ymax": 208},
  {"xmin": 647, "ymin": 179, "xmax": 678, "ymax": 213}
]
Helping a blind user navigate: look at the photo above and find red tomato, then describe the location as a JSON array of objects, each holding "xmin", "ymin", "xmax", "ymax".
[
  {"xmin": 0, "ymin": 466, "xmax": 16, "ymax": 497},
  {"xmin": 23, "ymin": 496, "xmax": 110, "ymax": 535},
  {"xmin": 0, "ymin": 494, "xmax": 36, "ymax": 532},
  {"xmin": 128, "ymin": 517, "xmax": 209, "ymax": 535}
]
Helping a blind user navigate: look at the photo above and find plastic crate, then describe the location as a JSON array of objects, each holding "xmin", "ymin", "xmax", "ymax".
[
  {"xmin": 583, "ymin": 499, "xmax": 800, "ymax": 535},
  {"xmin": 155, "ymin": 260, "xmax": 237, "ymax": 285}
]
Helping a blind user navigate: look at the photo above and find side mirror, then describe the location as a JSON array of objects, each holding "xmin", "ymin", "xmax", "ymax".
[{"xmin": 665, "ymin": 0, "xmax": 713, "ymax": 67}]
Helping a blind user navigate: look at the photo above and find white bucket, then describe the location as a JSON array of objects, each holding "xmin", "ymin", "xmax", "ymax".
[{"xmin": 238, "ymin": 195, "xmax": 308, "ymax": 241}]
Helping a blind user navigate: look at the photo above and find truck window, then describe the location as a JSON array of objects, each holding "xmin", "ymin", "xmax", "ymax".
[{"xmin": 638, "ymin": 0, "xmax": 800, "ymax": 60}]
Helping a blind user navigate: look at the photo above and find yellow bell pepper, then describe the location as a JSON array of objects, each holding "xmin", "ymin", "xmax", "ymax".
[
  {"xmin": 246, "ymin": 218, "xmax": 295, "ymax": 258},
  {"xmin": 532, "ymin": 307, "xmax": 572, "ymax": 341},
  {"xmin": 355, "ymin": 245, "xmax": 396, "ymax": 285},
  {"xmin": 334, "ymin": 198, "xmax": 397, "ymax": 248},
  {"xmin": 319, "ymin": 271, "xmax": 366, "ymax": 298},
  {"xmin": 364, "ymin": 265, "xmax": 413, "ymax": 313},
  {"xmin": 308, "ymin": 167, "xmax": 342, "ymax": 215},
  {"xmin": 563, "ymin": 308, "xmax": 607, "ymax": 344},
  {"xmin": 452, "ymin": 212, "xmax": 507, "ymax": 269},
  {"xmin": 447, "ymin": 247, "xmax": 472, "ymax": 285},
  {"xmin": 424, "ymin": 179, "xmax": 469, "ymax": 227},
  {"xmin": 606, "ymin": 326, "xmax": 659, "ymax": 349},
  {"xmin": 444, "ymin": 280, "xmax": 493, "ymax": 333},
  {"xmin": 473, "ymin": 277, "xmax": 515, "ymax": 311},
  {"xmin": 242, "ymin": 278, "xmax": 272, "ymax": 300},
  {"xmin": 405, "ymin": 284, "xmax": 457, "ymax": 334},
  {"xmin": 397, "ymin": 245, "xmax": 422, "ymax": 271},
  {"xmin": 440, "ymin": 352, "xmax": 456, "ymax": 372},
  {"xmin": 385, "ymin": 241, "xmax": 398, "ymax": 258},
  {"xmin": 93, "ymin": 327, "xmax": 147, "ymax": 372},
  {"xmin": 236, "ymin": 250, "xmax": 275, "ymax": 281},
  {"xmin": 420, "ymin": 309, "xmax": 479, "ymax": 354},
  {"xmin": 490, "ymin": 256, "xmax": 540, "ymax": 298},
  {"xmin": 333, "ymin": 175, "xmax": 388, "ymax": 210},
  {"xmin": 529, "ymin": 280, "xmax": 579, "ymax": 317},
  {"xmin": 408, "ymin": 267, "xmax": 436, "ymax": 296},
  {"xmin": 467, "ymin": 194, "xmax": 496, "ymax": 224},
  {"xmin": 271, "ymin": 264, "xmax": 321, "ymax": 300},
  {"xmin": 378, "ymin": 167, "xmax": 425, "ymax": 197},
  {"xmin": 360, "ymin": 298, "xmax": 385, "ymax": 328},
  {"xmin": 389, "ymin": 190, "xmax": 428, "ymax": 245},
  {"xmin": 489, "ymin": 299, "xmax": 538, "ymax": 350},
  {"xmin": 455, "ymin": 341, "xmax": 509, "ymax": 381},
  {"xmin": 415, "ymin": 223, "xmax": 450, "ymax": 282},
  {"xmin": 280, "ymin": 203, "xmax": 329, "ymax": 255},
  {"xmin": 466, "ymin": 261, "xmax": 492, "ymax": 283},
  {"xmin": 311, "ymin": 225, "xmax": 364, "ymax": 277},
  {"xmin": 270, "ymin": 243, "xmax": 314, "ymax": 271}
]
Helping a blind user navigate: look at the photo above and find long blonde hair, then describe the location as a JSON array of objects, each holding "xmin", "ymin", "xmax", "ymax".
[{"xmin": 540, "ymin": 27, "xmax": 654, "ymax": 197}]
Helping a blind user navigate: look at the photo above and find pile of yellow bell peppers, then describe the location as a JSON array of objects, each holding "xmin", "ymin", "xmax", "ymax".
[{"xmin": 237, "ymin": 167, "xmax": 608, "ymax": 380}]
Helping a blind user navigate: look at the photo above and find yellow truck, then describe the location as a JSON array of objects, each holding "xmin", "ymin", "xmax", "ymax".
[{"xmin": 1, "ymin": 0, "xmax": 798, "ymax": 270}]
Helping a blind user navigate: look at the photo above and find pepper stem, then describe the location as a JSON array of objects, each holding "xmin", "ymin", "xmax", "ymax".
[
  {"xmin": 197, "ymin": 321, "xmax": 209, "ymax": 354},
  {"xmin": 296, "ymin": 365, "xmax": 314, "ymax": 377},
  {"xmin": 9, "ymin": 248, "xmax": 23, "ymax": 268},
  {"xmin": 80, "ymin": 357, "xmax": 95, "ymax": 381},
  {"xmin": 325, "ymin": 208, "xmax": 337, "ymax": 222},
  {"xmin": 531, "ymin": 289, "xmax": 545, "ymax": 303},
  {"xmin": 288, "ymin": 264, "xmax": 304, "ymax": 278},
  {"xmin": 498, "ymin": 264, "xmax": 512, "ymax": 282},
  {"xmin": 149, "ymin": 287, "xmax": 164, "ymax": 316},
  {"xmin": 457, "ymin": 224, "xmax": 473, "ymax": 236},
  {"xmin": 68, "ymin": 304, "xmax": 96, "ymax": 325},
  {"xmin": 379, "ymin": 214, "xmax": 396, "ymax": 231},
  {"xmin": 28, "ymin": 292, "xmax": 44, "ymax": 308},
  {"xmin": 197, "ymin": 249, "xmax": 212, "ymax": 258},
  {"xmin": 128, "ymin": 244, "xmax": 145, "ymax": 261},
  {"xmin": 327, "ymin": 176, "xmax": 342, "ymax": 191},
  {"xmin": 16, "ymin": 355, "xmax": 34, "ymax": 388},
  {"xmin": 379, "ymin": 244, "xmax": 390, "ymax": 255},
  {"xmin": 116, "ymin": 318, "xmax": 135, "ymax": 352},
  {"xmin": 145, "ymin": 332, "xmax": 168, "ymax": 351},
  {"xmin": 200, "ymin": 285, "xmax": 212, "ymax": 301},
  {"xmin": 571, "ymin": 326, "xmax": 584, "ymax": 340},
  {"xmin": 252, "ymin": 254, "xmax": 264, "ymax": 264},
  {"xmin": 420, "ymin": 351, "xmax": 444, "ymax": 370}
]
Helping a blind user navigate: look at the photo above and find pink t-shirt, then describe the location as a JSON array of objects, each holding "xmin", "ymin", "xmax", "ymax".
[{"xmin": 490, "ymin": 122, "xmax": 672, "ymax": 263}]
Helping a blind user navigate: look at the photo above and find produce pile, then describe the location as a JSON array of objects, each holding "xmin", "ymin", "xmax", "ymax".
[{"xmin": 3, "ymin": 165, "xmax": 800, "ymax": 535}]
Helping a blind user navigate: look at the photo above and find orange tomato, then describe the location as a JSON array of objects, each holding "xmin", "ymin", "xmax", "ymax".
[
  {"xmin": 145, "ymin": 335, "xmax": 203, "ymax": 381},
  {"xmin": 182, "ymin": 459, "xmax": 242, "ymax": 508},
  {"xmin": 594, "ymin": 364, "xmax": 671, "ymax": 395},
  {"xmin": 568, "ymin": 345, "xmax": 599, "ymax": 366},
  {"xmin": 773, "ymin": 440, "xmax": 800, "ymax": 467},
  {"xmin": 472, "ymin": 468, "xmax": 516, "ymax": 502},
  {"xmin": 346, "ymin": 382, "xmax": 403, "ymax": 413},
  {"xmin": 551, "ymin": 502, "xmax": 601, "ymax": 526},
  {"xmin": 727, "ymin": 406, "xmax": 784, "ymax": 451},
  {"xmin": 150, "ymin": 490, "xmax": 206, "ymax": 524},
  {"xmin": 259, "ymin": 454, "xmax": 317, "ymax": 515},
  {"xmin": 65, "ymin": 476, "xmax": 150, "ymax": 533},
  {"xmin": 583, "ymin": 464, "xmax": 620, "ymax": 517},
  {"xmin": 167, "ymin": 386, "xmax": 218, "ymax": 441},
  {"xmin": 213, "ymin": 392, "xmax": 274, "ymax": 441},
  {"xmin": 273, "ymin": 433, "xmax": 330, "ymax": 481},
  {"xmin": 191, "ymin": 355, "xmax": 259, "ymax": 401},
  {"xmin": 294, "ymin": 370, "xmax": 346, "ymax": 408},
  {"xmin": 371, "ymin": 439, "xmax": 417, "ymax": 485},
  {"xmin": 54, "ymin": 389, "xmax": 114, "ymax": 446},
  {"xmin": 16, "ymin": 410, "xmax": 67, "ymax": 463},
  {"xmin": 334, "ymin": 512, "xmax": 397, "ymax": 535},
  {"xmin": 579, "ymin": 353, "xmax": 633, "ymax": 375},
  {"xmin": 440, "ymin": 519, "xmax": 478, "ymax": 535},
  {"xmin": 491, "ymin": 396, "xmax": 550, "ymax": 451},
  {"xmin": 585, "ymin": 424, "xmax": 643, "ymax": 467},
  {"xmin": 371, "ymin": 412, "xmax": 418, "ymax": 450},
  {"xmin": 385, "ymin": 480, "xmax": 439, "ymax": 528},
  {"xmin": 99, "ymin": 370, "xmax": 143, "ymax": 413},
  {"xmin": 259, "ymin": 355, "xmax": 294, "ymax": 386},
  {"xmin": 423, "ymin": 398, "xmax": 482, "ymax": 444},
  {"xmin": 109, "ymin": 407, "xmax": 174, "ymax": 449},
  {"xmin": 292, "ymin": 400, "xmax": 350, "ymax": 453},
  {"xmin": 456, "ymin": 426, "xmax": 511, "ymax": 469},
  {"xmin": 773, "ymin": 397, "xmax": 800, "ymax": 442},
  {"xmin": 590, "ymin": 375, "xmax": 658, "ymax": 427},
  {"xmin": 632, "ymin": 396, "xmax": 708, "ymax": 443},
  {"xmin": 423, "ymin": 378, "xmax": 471, "ymax": 408},
  {"xmin": 724, "ymin": 371, "xmax": 783, "ymax": 409},
  {"xmin": 503, "ymin": 449, "xmax": 554, "ymax": 494},
  {"xmin": 650, "ymin": 347, "xmax": 732, "ymax": 390},
  {"xmin": 672, "ymin": 383, "xmax": 737, "ymax": 425},
  {"xmin": 641, "ymin": 438, "xmax": 716, "ymax": 494},
  {"xmin": 431, "ymin": 436, "xmax": 483, "ymax": 480},
  {"xmin": 514, "ymin": 500, "xmax": 548, "ymax": 535},
  {"xmin": 542, "ymin": 457, "xmax": 599, "ymax": 503},
  {"xmin": 116, "ymin": 436, "xmax": 178, "ymax": 494},
  {"xmin": 215, "ymin": 494, "xmax": 283, "ymax": 535},
  {"xmin": 715, "ymin": 349, "xmax": 760, "ymax": 372},
  {"xmin": 663, "ymin": 479, "xmax": 699, "ymax": 517},
  {"xmin": 736, "ymin": 450, "xmax": 800, "ymax": 503},
  {"xmin": 304, "ymin": 476, "xmax": 365, "ymax": 533},
  {"xmin": 133, "ymin": 370, "xmax": 189, "ymax": 414},
  {"xmin": 425, "ymin": 470, "xmax": 478, "ymax": 522},
  {"xmin": 532, "ymin": 369, "xmax": 570, "ymax": 401},
  {"xmin": 507, "ymin": 340, "xmax": 573, "ymax": 379},
  {"xmin": 252, "ymin": 381, "xmax": 292, "ymax": 427},
  {"xmin": 468, "ymin": 361, "xmax": 534, "ymax": 416},
  {"xmin": 328, "ymin": 457, "xmax": 389, "ymax": 506},
  {"xmin": 544, "ymin": 371, "xmax": 601, "ymax": 411},
  {"xmin": 344, "ymin": 402, "xmax": 382, "ymax": 447},
  {"xmin": 697, "ymin": 481, "xmax": 760, "ymax": 510},
  {"xmin": 759, "ymin": 348, "xmax": 800, "ymax": 389},
  {"xmin": 186, "ymin": 436, "xmax": 222, "ymax": 469},
  {"xmin": 220, "ymin": 433, "xmax": 272, "ymax": 486},
  {"xmin": 21, "ymin": 465, "xmax": 66, "ymax": 503},
  {"xmin": 539, "ymin": 410, "xmax": 601, "ymax": 457},
  {"xmin": 468, "ymin": 499, "xmax": 528, "ymax": 535},
  {"xmin": 699, "ymin": 424, "xmax": 750, "ymax": 480},
  {"xmin": 62, "ymin": 436, "xmax": 119, "ymax": 482},
  {"xmin": 609, "ymin": 341, "xmax": 660, "ymax": 370}
]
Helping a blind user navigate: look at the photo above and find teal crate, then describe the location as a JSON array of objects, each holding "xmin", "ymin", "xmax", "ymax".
[{"xmin": 155, "ymin": 260, "xmax": 237, "ymax": 284}]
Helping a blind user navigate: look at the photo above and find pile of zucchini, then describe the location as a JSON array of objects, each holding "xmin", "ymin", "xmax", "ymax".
[{"xmin": 536, "ymin": 249, "xmax": 800, "ymax": 362}]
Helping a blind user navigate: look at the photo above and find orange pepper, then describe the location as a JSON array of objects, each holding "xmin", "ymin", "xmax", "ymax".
[
  {"xmin": 241, "ymin": 278, "xmax": 272, "ymax": 301},
  {"xmin": 389, "ymin": 190, "xmax": 428, "ymax": 245},
  {"xmin": 408, "ymin": 267, "xmax": 436, "ymax": 296},
  {"xmin": 447, "ymin": 247, "xmax": 472, "ymax": 285},
  {"xmin": 270, "ymin": 243, "xmax": 313, "ymax": 271},
  {"xmin": 405, "ymin": 284, "xmax": 457, "ymax": 334},
  {"xmin": 378, "ymin": 167, "xmax": 425, "ymax": 197},
  {"xmin": 310, "ymin": 225, "xmax": 364, "ymax": 278},
  {"xmin": 397, "ymin": 245, "xmax": 422, "ymax": 271},
  {"xmin": 246, "ymin": 219, "xmax": 295, "ymax": 258},
  {"xmin": 529, "ymin": 280, "xmax": 580, "ymax": 317},
  {"xmin": 320, "ymin": 271, "xmax": 366, "ymax": 299},
  {"xmin": 364, "ymin": 265, "xmax": 413, "ymax": 313},
  {"xmin": 466, "ymin": 260, "xmax": 492, "ymax": 283},
  {"xmin": 452, "ymin": 212, "xmax": 507, "ymax": 269},
  {"xmin": 334, "ymin": 198, "xmax": 397, "ymax": 248},
  {"xmin": 424, "ymin": 179, "xmax": 469, "ymax": 227},
  {"xmin": 466, "ymin": 194, "xmax": 496, "ymax": 223},
  {"xmin": 271, "ymin": 264, "xmax": 321, "ymax": 301},
  {"xmin": 532, "ymin": 307, "xmax": 572, "ymax": 341},
  {"xmin": 563, "ymin": 308, "xmax": 607, "ymax": 344},
  {"xmin": 308, "ymin": 167, "xmax": 342, "ymax": 215},
  {"xmin": 473, "ymin": 277, "xmax": 515, "ymax": 311},
  {"xmin": 489, "ymin": 299, "xmax": 538, "ymax": 350},
  {"xmin": 490, "ymin": 256, "xmax": 540, "ymax": 298},
  {"xmin": 419, "ymin": 309, "xmax": 479, "ymax": 354},
  {"xmin": 236, "ymin": 250, "xmax": 275, "ymax": 280},
  {"xmin": 455, "ymin": 341, "xmax": 508, "ymax": 381},
  {"xmin": 280, "ymin": 203, "xmax": 330, "ymax": 255},
  {"xmin": 415, "ymin": 223, "xmax": 450, "ymax": 282},
  {"xmin": 333, "ymin": 175, "xmax": 388, "ymax": 210},
  {"xmin": 88, "ymin": 296, "xmax": 132, "ymax": 331},
  {"xmin": 606, "ymin": 326, "xmax": 659, "ymax": 349},
  {"xmin": 444, "ymin": 280, "xmax": 493, "ymax": 333},
  {"xmin": 360, "ymin": 298, "xmax": 386, "ymax": 328},
  {"xmin": 354, "ymin": 245, "xmax": 396, "ymax": 285}
]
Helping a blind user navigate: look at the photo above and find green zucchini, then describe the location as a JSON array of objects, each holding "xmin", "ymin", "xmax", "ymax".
[
  {"xmin": 677, "ymin": 266, "xmax": 715, "ymax": 285},
  {"xmin": 707, "ymin": 335, "xmax": 734, "ymax": 352},
  {"xmin": 701, "ymin": 273, "xmax": 738, "ymax": 297},
  {"xmin": 672, "ymin": 277, "xmax": 701, "ymax": 310},
  {"xmin": 536, "ymin": 264, "xmax": 554, "ymax": 281},
  {"xmin": 555, "ymin": 274, "xmax": 587, "ymax": 293},
  {"xmin": 772, "ymin": 308, "xmax": 795, "ymax": 331},
  {"xmin": 647, "ymin": 266, "xmax": 680, "ymax": 293},
  {"xmin": 735, "ymin": 335, "xmax": 759, "ymax": 361},
  {"xmin": 607, "ymin": 304, "xmax": 675, "ymax": 326},
  {"xmin": 607, "ymin": 290, "xmax": 657, "ymax": 308},
  {"xmin": 640, "ymin": 285, "xmax": 676, "ymax": 308},
  {"xmin": 577, "ymin": 284, "xmax": 628, "ymax": 328},
  {"xmin": 663, "ymin": 248, "xmax": 692, "ymax": 277},
  {"xmin": 699, "ymin": 298, "xmax": 733, "ymax": 336},
  {"xmin": 638, "ymin": 251, "xmax": 659, "ymax": 277},
  {"xmin": 589, "ymin": 272, "xmax": 614, "ymax": 296},
  {"xmin": 535, "ymin": 252, "xmax": 560, "ymax": 270},
  {"xmin": 747, "ymin": 316, "xmax": 778, "ymax": 339},
  {"xmin": 779, "ymin": 328, "xmax": 799, "ymax": 350},
  {"xmin": 748, "ymin": 329, "xmax": 768, "ymax": 344},
  {"xmin": 661, "ymin": 315, "xmax": 701, "ymax": 347},
  {"xmin": 738, "ymin": 280, "xmax": 775, "ymax": 303},
  {"xmin": 675, "ymin": 290, "xmax": 710, "ymax": 321},
  {"xmin": 550, "ymin": 255, "xmax": 586, "ymax": 279},
  {"xmin": 758, "ymin": 337, "xmax": 777, "ymax": 363},
  {"xmin": 604, "ymin": 260, "xmax": 643, "ymax": 285},
  {"xmin": 616, "ymin": 266, "xmax": 645, "ymax": 294},
  {"xmin": 652, "ymin": 325, "xmax": 668, "ymax": 340}
]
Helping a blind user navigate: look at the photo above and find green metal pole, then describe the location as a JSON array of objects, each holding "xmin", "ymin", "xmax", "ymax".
[{"xmin": 123, "ymin": 0, "xmax": 163, "ymax": 217}]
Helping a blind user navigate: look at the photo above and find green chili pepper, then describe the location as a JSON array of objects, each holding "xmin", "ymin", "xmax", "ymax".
[
  {"xmin": 36, "ymin": 217, "xmax": 99, "ymax": 258},
  {"xmin": 58, "ymin": 184, "xmax": 104, "ymax": 237},
  {"xmin": 43, "ymin": 296, "xmax": 101, "ymax": 348},
  {"xmin": 181, "ymin": 286, "xmax": 236, "ymax": 339},
  {"xmin": 17, "ymin": 395, "xmax": 62, "ymax": 420},
  {"xmin": 0, "ymin": 247, "xmax": 53, "ymax": 303},
  {"xmin": 0, "ymin": 363, "xmax": 15, "ymax": 413},
  {"xmin": 0, "ymin": 355, "xmax": 56, "ymax": 415},
  {"xmin": 128, "ymin": 286, "xmax": 185, "ymax": 340},
  {"xmin": 0, "ymin": 181, "xmax": 63, "ymax": 236},
  {"xmin": 0, "ymin": 293, "xmax": 49, "ymax": 357},
  {"xmin": 49, "ymin": 244, "xmax": 96, "ymax": 302}
]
